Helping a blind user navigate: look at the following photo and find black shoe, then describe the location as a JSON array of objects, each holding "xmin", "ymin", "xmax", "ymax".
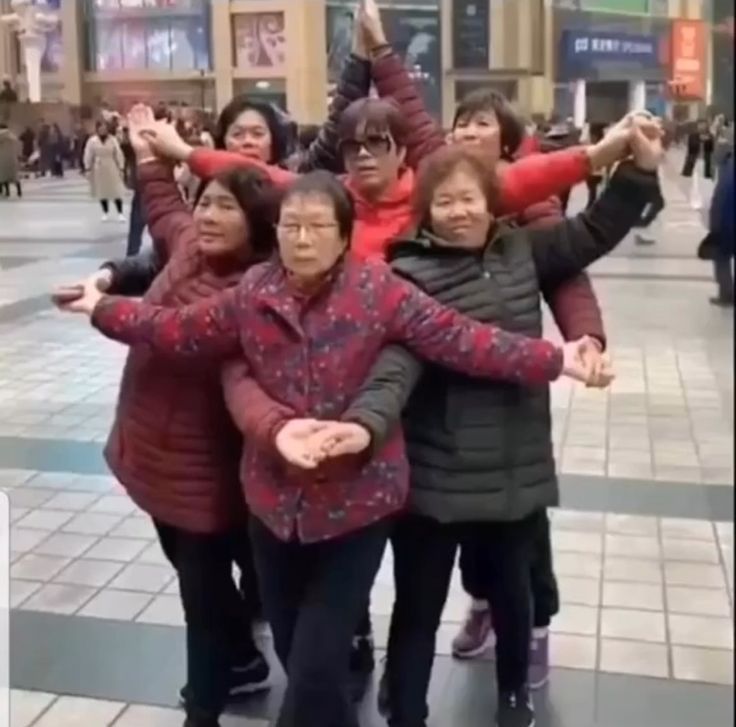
[
  {"xmin": 710, "ymin": 296, "xmax": 734, "ymax": 307},
  {"xmin": 497, "ymin": 688, "xmax": 535, "ymax": 727},
  {"xmin": 349, "ymin": 635, "xmax": 375, "ymax": 703},
  {"xmin": 183, "ymin": 710, "xmax": 220, "ymax": 727},
  {"xmin": 179, "ymin": 653, "xmax": 271, "ymax": 707},
  {"xmin": 634, "ymin": 234, "xmax": 656, "ymax": 246},
  {"xmin": 376, "ymin": 658, "xmax": 391, "ymax": 718}
]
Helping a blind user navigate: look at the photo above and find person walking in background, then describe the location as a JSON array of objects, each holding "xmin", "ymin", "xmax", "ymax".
[
  {"xmin": 0, "ymin": 122, "xmax": 21, "ymax": 198},
  {"xmin": 708, "ymin": 155, "xmax": 734, "ymax": 307},
  {"xmin": 19, "ymin": 125, "xmax": 35, "ymax": 164},
  {"xmin": 683, "ymin": 119, "xmax": 715, "ymax": 209},
  {"xmin": 48, "ymin": 124, "xmax": 66, "ymax": 177},
  {"xmin": 83, "ymin": 120, "xmax": 127, "ymax": 222}
]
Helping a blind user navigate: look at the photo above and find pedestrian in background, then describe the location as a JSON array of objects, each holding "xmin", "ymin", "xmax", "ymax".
[
  {"xmin": 83, "ymin": 120, "xmax": 127, "ymax": 222},
  {"xmin": 0, "ymin": 122, "xmax": 21, "ymax": 198},
  {"xmin": 708, "ymin": 155, "xmax": 734, "ymax": 307}
]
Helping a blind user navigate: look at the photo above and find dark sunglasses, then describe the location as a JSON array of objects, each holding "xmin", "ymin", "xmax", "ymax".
[{"xmin": 339, "ymin": 134, "xmax": 393, "ymax": 161}]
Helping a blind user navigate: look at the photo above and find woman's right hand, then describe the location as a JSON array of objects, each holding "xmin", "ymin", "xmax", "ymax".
[
  {"xmin": 134, "ymin": 116, "xmax": 194, "ymax": 164},
  {"xmin": 561, "ymin": 336, "xmax": 615, "ymax": 386}
]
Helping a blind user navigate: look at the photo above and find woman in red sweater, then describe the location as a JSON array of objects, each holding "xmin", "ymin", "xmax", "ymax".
[
  {"xmin": 59, "ymin": 169, "xmax": 595, "ymax": 727},
  {"xmin": 56, "ymin": 120, "xmax": 280, "ymax": 727}
]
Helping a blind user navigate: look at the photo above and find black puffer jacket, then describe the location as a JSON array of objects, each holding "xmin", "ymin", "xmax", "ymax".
[{"xmin": 344, "ymin": 162, "xmax": 658, "ymax": 523}]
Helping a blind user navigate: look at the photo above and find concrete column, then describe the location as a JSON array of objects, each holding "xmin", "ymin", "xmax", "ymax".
[
  {"xmin": 629, "ymin": 79, "xmax": 646, "ymax": 111},
  {"xmin": 573, "ymin": 78, "xmax": 586, "ymax": 128},
  {"xmin": 60, "ymin": 0, "xmax": 82, "ymax": 105},
  {"xmin": 211, "ymin": 0, "xmax": 233, "ymax": 112},
  {"xmin": 21, "ymin": 34, "xmax": 42, "ymax": 102}
]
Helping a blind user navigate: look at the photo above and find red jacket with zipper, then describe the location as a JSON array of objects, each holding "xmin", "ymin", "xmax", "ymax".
[
  {"xmin": 91, "ymin": 256, "xmax": 565, "ymax": 543},
  {"xmin": 103, "ymin": 161, "xmax": 247, "ymax": 533}
]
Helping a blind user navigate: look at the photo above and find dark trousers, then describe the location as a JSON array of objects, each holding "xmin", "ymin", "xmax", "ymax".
[
  {"xmin": 714, "ymin": 253, "xmax": 734, "ymax": 302},
  {"xmin": 460, "ymin": 508, "xmax": 559, "ymax": 628},
  {"xmin": 0, "ymin": 181, "xmax": 21, "ymax": 197},
  {"xmin": 559, "ymin": 188, "xmax": 571, "ymax": 214},
  {"xmin": 250, "ymin": 517, "xmax": 390, "ymax": 727},
  {"xmin": 637, "ymin": 188, "xmax": 665, "ymax": 228},
  {"xmin": 154, "ymin": 520, "xmax": 260, "ymax": 720},
  {"xmin": 100, "ymin": 198, "xmax": 123, "ymax": 215},
  {"xmin": 386, "ymin": 514, "xmax": 539, "ymax": 727},
  {"xmin": 126, "ymin": 191, "xmax": 146, "ymax": 257}
]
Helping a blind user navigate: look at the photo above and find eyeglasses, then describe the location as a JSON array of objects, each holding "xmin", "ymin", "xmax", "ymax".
[
  {"xmin": 277, "ymin": 222, "xmax": 338, "ymax": 239},
  {"xmin": 339, "ymin": 134, "xmax": 393, "ymax": 161}
]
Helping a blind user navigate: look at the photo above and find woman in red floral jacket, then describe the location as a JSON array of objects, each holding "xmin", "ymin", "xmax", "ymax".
[{"xmin": 60, "ymin": 169, "xmax": 595, "ymax": 727}]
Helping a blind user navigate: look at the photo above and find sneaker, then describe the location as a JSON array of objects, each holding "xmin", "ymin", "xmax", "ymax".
[
  {"xmin": 497, "ymin": 688, "xmax": 535, "ymax": 727},
  {"xmin": 349, "ymin": 634, "xmax": 375, "ymax": 703},
  {"xmin": 528, "ymin": 631, "xmax": 549, "ymax": 690},
  {"xmin": 452, "ymin": 606, "xmax": 495, "ymax": 659},
  {"xmin": 634, "ymin": 233, "xmax": 655, "ymax": 246},
  {"xmin": 100, "ymin": 213, "xmax": 109, "ymax": 222},
  {"xmin": 179, "ymin": 653, "xmax": 271, "ymax": 707},
  {"xmin": 710, "ymin": 296, "xmax": 734, "ymax": 307},
  {"xmin": 117, "ymin": 213, "xmax": 126, "ymax": 222}
]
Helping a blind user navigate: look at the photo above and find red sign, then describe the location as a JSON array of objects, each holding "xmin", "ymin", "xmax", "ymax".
[{"xmin": 670, "ymin": 19, "xmax": 706, "ymax": 99}]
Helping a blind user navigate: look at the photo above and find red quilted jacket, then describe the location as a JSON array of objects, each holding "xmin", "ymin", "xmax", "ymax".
[
  {"xmin": 91, "ymin": 256, "xmax": 565, "ymax": 543},
  {"xmin": 103, "ymin": 161, "xmax": 249, "ymax": 533}
]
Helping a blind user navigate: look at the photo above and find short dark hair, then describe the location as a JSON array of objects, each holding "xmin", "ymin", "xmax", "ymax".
[
  {"xmin": 453, "ymin": 89, "xmax": 524, "ymax": 159},
  {"xmin": 282, "ymin": 171, "xmax": 355, "ymax": 243},
  {"xmin": 194, "ymin": 166, "xmax": 281, "ymax": 261},
  {"xmin": 413, "ymin": 145, "xmax": 500, "ymax": 229},
  {"xmin": 338, "ymin": 97, "xmax": 408, "ymax": 148},
  {"xmin": 214, "ymin": 95, "xmax": 289, "ymax": 164}
]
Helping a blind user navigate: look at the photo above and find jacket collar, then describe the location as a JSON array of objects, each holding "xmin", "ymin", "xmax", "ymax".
[{"xmin": 343, "ymin": 168, "xmax": 415, "ymax": 215}]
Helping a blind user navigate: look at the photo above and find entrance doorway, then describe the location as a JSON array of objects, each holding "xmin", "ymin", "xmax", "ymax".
[{"xmin": 586, "ymin": 81, "xmax": 629, "ymax": 122}]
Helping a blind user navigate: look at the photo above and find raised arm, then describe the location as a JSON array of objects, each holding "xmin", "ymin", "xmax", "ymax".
[
  {"xmin": 90, "ymin": 286, "xmax": 242, "ymax": 360},
  {"xmin": 221, "ymin": 359, "xmax": 296, "ymax": 449},
  {"xmin": 516, "ymin": 195, "xmax": 606, "ymax": 348},
  {"xmin": 137, "ymin": 161, "xmax": 198, "ymax": 259},
  {"xmin": 360, "ymin": 1, "xmax": 444, "ymax": 169},
  {"xmin": 298, "ymin": 34, "xmax": 372, "ymax": 173},
  {"xmin": 497, "ymin": 112, "xmax": 662, "ymax": 217},
  {"xmin": 379, "ymin": 269, "xmax": 564, "ymax": 386},
  {"xmin": 188, "ymin": 148, "xmax": 296, "ymax": 188},
  {"xmin": 530, "ymin": 160, "xmax": 659, "ymax": 286}
]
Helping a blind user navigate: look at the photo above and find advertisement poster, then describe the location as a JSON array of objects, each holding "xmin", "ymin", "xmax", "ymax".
[
  {"xmin": 233, "ymin": 12, "xmax": 287, "ymax": 70},
  {"xmin": 326, "ymin": 3, "xmax": 441, "ymax": 118},
  {"xmin": 670, "ymin": 19, "xmax": 706, "ymax": 99}
]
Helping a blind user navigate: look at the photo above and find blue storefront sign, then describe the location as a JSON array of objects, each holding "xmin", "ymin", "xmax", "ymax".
[{"xmin": 559, "ymin": 29, "xmax": 662, "ymax": 79}]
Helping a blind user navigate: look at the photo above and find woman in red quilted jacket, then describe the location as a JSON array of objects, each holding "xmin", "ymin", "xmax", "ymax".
[
  {"xmin": 60, "ymin": 170, "xmax": 596, "ymax": 727},
  {"xmin": 55, "ymin": 119, "xmax": 281, "ymax": 727}
]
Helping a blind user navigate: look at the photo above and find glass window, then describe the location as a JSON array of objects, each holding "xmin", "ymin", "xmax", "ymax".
[{"xmin": 84, "ymin": 0, "xmax": 210, "ymax": 70}]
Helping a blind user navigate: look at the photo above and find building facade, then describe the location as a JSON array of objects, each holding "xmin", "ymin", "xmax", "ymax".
[{"xmin": 0, "ymin": 0, "xmax": 718, "ymax": 126}]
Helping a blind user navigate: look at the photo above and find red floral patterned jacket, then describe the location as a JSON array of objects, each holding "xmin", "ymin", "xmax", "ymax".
[{"xmin": 91, "ymin": 256, "xmax": 563, "ymax": 543}]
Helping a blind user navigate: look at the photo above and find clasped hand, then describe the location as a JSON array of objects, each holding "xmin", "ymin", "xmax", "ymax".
[{"xmin": 274, "ymin": 419, "xmax": 372, "ymax": 470}]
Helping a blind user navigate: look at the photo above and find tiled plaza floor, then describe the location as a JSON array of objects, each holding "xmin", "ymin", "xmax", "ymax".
[{"xmin": 1, "ymin": 157, "xmax": 733, "ymax": 726}]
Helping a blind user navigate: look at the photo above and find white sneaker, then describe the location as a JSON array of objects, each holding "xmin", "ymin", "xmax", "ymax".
[
  {"xmin": 117, "ymin": 213, "xmax": 126, "ymax": 222},
  {"xmin": 100, "ymin": 213, "xmax": 109, "ymax": 222}
]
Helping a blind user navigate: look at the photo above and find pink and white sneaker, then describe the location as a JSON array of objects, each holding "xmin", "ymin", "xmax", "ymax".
[{"xmin": 451, "ymin": 602, "xmax": 496, "ymax": 659}]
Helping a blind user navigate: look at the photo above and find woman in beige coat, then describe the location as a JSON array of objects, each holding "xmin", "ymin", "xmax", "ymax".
[{"xmin": 84, "ymin": 120, "xmax": 126, "ymax": 221}]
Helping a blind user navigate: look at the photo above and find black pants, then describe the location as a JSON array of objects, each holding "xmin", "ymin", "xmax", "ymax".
[
  {"xmin": 100, "ymin": 198, "xmax": 123, "ymax": 215},
  {"xmin": 250, "ymin": 517, "xmax": 390, "ymax": 727},
  {"xmin": 125, "ymin": 191, "xmax": 146, "ymax": 257},
  {"xmin": 460, "ymin": 509, "xmax": 559, "ymax": 628},
  {"xmin": 637, "ymin": 187, "xmax": 665, "ymax": 228},
  {"xmin": 558, "ymin": 188, "xmax": 571, "ymax": 214},
  {"xmin": 0, "ymin": 181, "xmax": 21, "ymax": 197},
  {"xmin": 386, "ymin": 513, "xmax": 539, "ymax": 727},
  {"xmin": 154, "ymin": 520, "xmax": 261, "ymax": 720}
]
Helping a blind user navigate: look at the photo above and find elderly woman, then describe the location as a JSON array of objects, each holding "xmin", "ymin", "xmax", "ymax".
[
  {"xmin": 308, "ymin": 128, "xmax": 662, "ymax": 727},
  {"xmin": 57, "ymin": 165, "xmax": 594, "ymax": 727}
]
